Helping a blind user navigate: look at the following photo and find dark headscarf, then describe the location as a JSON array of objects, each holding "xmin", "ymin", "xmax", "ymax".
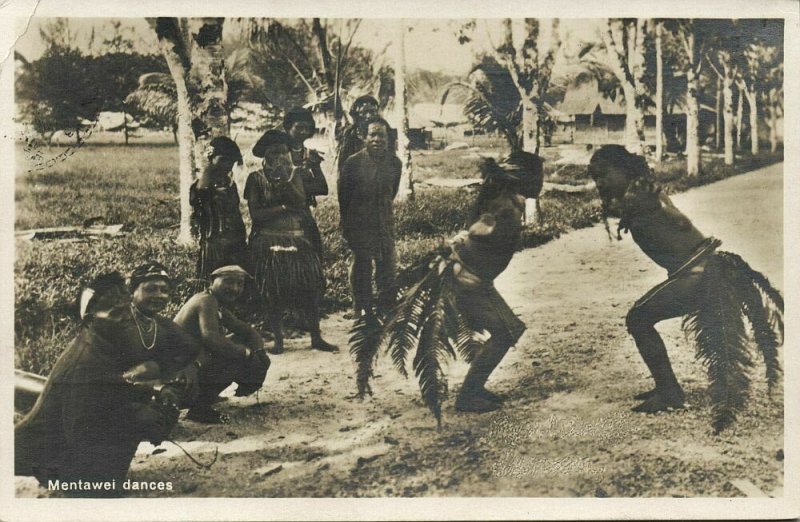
[
  {"xmin": 129, "ymin": 261, "xmax": 172, "ymax": 291},
  {"xmin": 77, "ymin": 272, "xmax": 127, "ymax": 320},
  {"xmin": 283, "ymin": 107, "xmax": 315, "ymax": 131},
  {"xmin": 252, "ymin": 130, "xmax": 292, "ymax": 158},
  {"xmin": 348, "ymin": 95, "xmax": 379, "ymax": 120},
  {"xmin": 209, "ymin": 136, "xmax": 243, "ymax": 165}
]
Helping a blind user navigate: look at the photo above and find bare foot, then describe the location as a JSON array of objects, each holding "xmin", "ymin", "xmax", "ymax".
[
  {"xmin": 631, "ymin": 389, "xmax": 685, "ymax": 413},
  {"xmin": 455, "ymin": 393, "xmax": 501, "ymax": 413}
]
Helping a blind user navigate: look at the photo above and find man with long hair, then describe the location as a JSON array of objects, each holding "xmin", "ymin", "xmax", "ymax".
[{"xmin": 588, "ymin": 145, "xmax": 783, "ymax": 432}]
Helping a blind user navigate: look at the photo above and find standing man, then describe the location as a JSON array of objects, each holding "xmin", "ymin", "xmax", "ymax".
[
  {"xmin": 174, "ymin": 265, "xmax": 269, "ymax": 424},
  {"xmin": 190, "ymin": 137, "xmax": 247, "ymax": 283},
  {"xmin": 284, "ymin": 107, "xmax": 328, "ymax": 258},
  {"xmin": 338, "ymin": 119, "xmax": 402, "ymax": 318},
  {"xmin": 337, "ymin": 95, "xmax": 396, "ymax": 176}
]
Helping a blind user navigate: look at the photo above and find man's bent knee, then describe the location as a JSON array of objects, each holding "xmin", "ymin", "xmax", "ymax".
[{"xmin": 626, "ymin": 306, "xmax": 650, "ymax": 335}]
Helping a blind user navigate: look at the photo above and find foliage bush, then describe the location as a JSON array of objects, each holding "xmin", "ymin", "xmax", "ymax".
[{"xmin": 14, "ymin": 144, "xmax": 783, "ymax": 375}]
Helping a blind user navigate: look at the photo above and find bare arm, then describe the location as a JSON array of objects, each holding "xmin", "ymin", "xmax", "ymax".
[
  {"xmin": 390, "ymin": 156, "xmax": 402, "ymax": 199},
  {"xmin": 659, "ymin": 192, "xmax": 694, "ymax": 231},
  {"xmin": 195, "ymin": 295, "xmax": 250, "ymax": 360}
]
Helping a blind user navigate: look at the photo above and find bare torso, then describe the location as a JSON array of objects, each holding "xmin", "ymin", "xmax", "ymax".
[{"xmin": 624, "ymin": 183, "xmax": 707, "ymax": 273}]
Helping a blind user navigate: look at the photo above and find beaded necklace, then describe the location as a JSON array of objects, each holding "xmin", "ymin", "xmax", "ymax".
[{"xmin": 130, "ymin": 302, "xmax": 158, "ymax": 350}]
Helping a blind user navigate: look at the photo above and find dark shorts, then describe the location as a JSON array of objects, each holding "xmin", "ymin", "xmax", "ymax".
[{"xmin": 454, "ymin": 282, "xmax": 526, "ymax": 344}]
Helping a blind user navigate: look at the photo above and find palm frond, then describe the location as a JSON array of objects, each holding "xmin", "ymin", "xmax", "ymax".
[
  {"xmin": 413, "ymin": 304, "xmax": 451, "ymax": 427},
  {"xmin": 720, "ymin": 253, "xmax": 783, "ymax": 392},
  {"xmin": 349, "ymin": 312, "xmax": 384, "ymax": 397},
  {"xmin": 718, "ymin": 251, "xmax": 784, "ymax": 342},
  {"xmin": 734, "ymin": 272, "xmax": 781, "ymax": 393},
  {"xmin": 683, "ymin": 256, "xmax": 753, "ymax": 433},
  {"xmin": 384, "ymin": 270, "xmax": 438, "ymax": 378}
]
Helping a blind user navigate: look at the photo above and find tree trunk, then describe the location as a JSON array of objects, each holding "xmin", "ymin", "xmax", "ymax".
[
  {"xmin": 623, "ymin": 83, "xmax": 645, "ymax": 154},
  {"xmin": 149, "ymin": 18, "xmax": 229, "ymax": 245},
  {"xmin": 654, "ymin": 21, "xmax": 664, "ymax": 162},
  {"xmin": 312, "ymin": 18, "xmax": 335, "ymax": 91},
  {"xmin": 715, "ymin": 76, "xmax": 722, "ymax": 150},
  {"xmin": 604, "ymin": 18, "xmax": 646, "ymax": 154},
  {"xmin": 394, "ymin": 20, "xmax": 413, "ymax": 201},
  {"xmin": 768, "ymin": 88, "xmax": 779, "ymax": 152},
  {"xmin": 686, "ymin": 66, "xmax": 700, "ymax": 177},
  {"xmin": 123, "ymin": 104, "xmax": 129, "ymax": 146},
  {"xmin": 746, "ymin": 86, "xmax": 759, "ymax": 155},
  {"xmin": 735, "ymin": 87, "xmax": 743, "ymax": 150},
  {"xmin": 722, "ymin": 69, "xmax": 734, "ymax": 166}
]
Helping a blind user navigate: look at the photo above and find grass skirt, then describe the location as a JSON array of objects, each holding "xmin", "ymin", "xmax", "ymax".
[{"xmin": 249, "ymin": 231, "xmax": 322, "ymax": 316}]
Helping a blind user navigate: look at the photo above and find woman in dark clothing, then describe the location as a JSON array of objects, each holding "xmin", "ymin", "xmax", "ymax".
[
  {"xmin": 190, "ymin": 136, "xmax": 247, "ymax": 283},
  {"xmin": 246, "ymin": 130, "xmax": 337, "ymax": 355},
  {"xmin": 284, "ymin": 107, "xmax": 328, "ymax": 258}
]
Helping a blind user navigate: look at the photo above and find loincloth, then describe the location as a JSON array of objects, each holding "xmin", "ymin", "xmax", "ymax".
[{"xmin": 633, "ymin": 237, "xmax": 722, "ymax": 309}]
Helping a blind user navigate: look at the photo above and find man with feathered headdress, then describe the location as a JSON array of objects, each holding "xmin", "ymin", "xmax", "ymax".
[{"xmin": 350, "ymin": 150, "xmax": 543, "ymax": 424}]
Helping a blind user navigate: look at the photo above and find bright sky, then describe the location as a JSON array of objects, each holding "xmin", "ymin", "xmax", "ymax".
[{"xmin": 16, "ymin": 17, "xmax": 603, "ymax": 75}]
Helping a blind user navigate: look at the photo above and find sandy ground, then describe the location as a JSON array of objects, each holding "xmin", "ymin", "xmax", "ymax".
[{"xmin": 17, "ymin": 163, "xmax": 785, "ymax": 498}]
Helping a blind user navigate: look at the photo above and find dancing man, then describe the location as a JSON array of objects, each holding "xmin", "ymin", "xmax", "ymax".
[
  {"xmin": 350, "ymin": 151, "xmax": 542, "ymax": 422},
  {"xmin": 588, "ymin": 145, "xmax": 783, "ymax": 432}
]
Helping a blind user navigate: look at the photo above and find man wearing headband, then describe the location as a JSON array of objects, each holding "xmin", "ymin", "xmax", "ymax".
[
  {"xmin": 190, "ymin": 136, "xmax": 247, "ymax": 283},
  {"xmin": 338, "ymin": 118, "xmax": 402, "ymax": 318},
  {"xmin": 284, "ymin": 107, "xmax": 328, "ymax": 259},
  {"xmin": 15, "ymin": 266, "xmax": 202, "ymax": 493},
  {"xmin": 247, "ymin": 130, "xmax": 338, "ymax": 354},
  {"xmin": 174, "ymin": 265, "xmax": 269, "ymax": 424},
  {"xmin": 127, "ymin": 261, "xmax": 204, "ymax": 391}
]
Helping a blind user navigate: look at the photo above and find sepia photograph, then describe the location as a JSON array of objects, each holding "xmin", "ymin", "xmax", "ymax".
[{"xmin": 2, "ymin": 0, "xmax": 798, "ymax": 519}]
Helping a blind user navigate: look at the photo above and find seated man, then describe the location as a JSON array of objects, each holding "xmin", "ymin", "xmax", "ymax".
[
  {"xmin": 174, "ymin": 265, "xmax": 270, "ymax": 424},
  {"xmin": 15, "ymin": 270, "xmax": 196, "ymax": 495}
]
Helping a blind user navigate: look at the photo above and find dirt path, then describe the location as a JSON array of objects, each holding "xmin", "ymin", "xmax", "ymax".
[{"xmin": 17, "ymin": 164, "xmax": 784, "ymax": 498}]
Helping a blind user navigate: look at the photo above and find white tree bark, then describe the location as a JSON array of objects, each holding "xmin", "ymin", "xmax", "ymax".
[
  {"xmin": 602, "ymin": 19, "xmax": 647, "ymax": 154},
  {"xmin": 741, "ymin": 84, "xmax": 759, "ymax": 155},
  {"xmin": 150, "ymin": 18, "xmax": 229, "ymax": 244},
  {"xmin": 685, "ymin": 66, "xmax": 700, "ymax": 177},
  {"xmin": 654, "ymin": 21, "xmax": 664, "ymax": 162},
  {"xmin": 394, "ymin": 20, "xmax": 413, "ymax": 201},
  {"xmin": 735, "ymin": 87, "xmax": 744, "ymax": 150},
  {"xmin": 722, "ymin": 65, "xmax": 735, "ymax": 166},
  {"xmin": 768, "ymin": 88, "xmax": 779, "ymax": 152},
  {"xmin": 149, "ymin": 18, "xmax": 195, "ymax": 245}
]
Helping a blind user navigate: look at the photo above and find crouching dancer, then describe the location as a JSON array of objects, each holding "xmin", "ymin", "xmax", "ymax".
[
  {"xmin": 350, "ymin": 151, "xmax": 542, "ymax": 423},
  {"xmin": 588, "ymin": 145, "xmax": 784, "ymax": 432},
  {"xmin": 174, "ymin": 265, "xmax": 270, "ymax": 424},
  {"xmin": 15, "ymin": 268, "xmax": 200, "ymax": 495}
]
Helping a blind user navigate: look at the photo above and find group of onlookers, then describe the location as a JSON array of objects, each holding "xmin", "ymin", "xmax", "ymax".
[{"xmin": 15, "ymin": 95, "xmax": 405, "ymax": 493}]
